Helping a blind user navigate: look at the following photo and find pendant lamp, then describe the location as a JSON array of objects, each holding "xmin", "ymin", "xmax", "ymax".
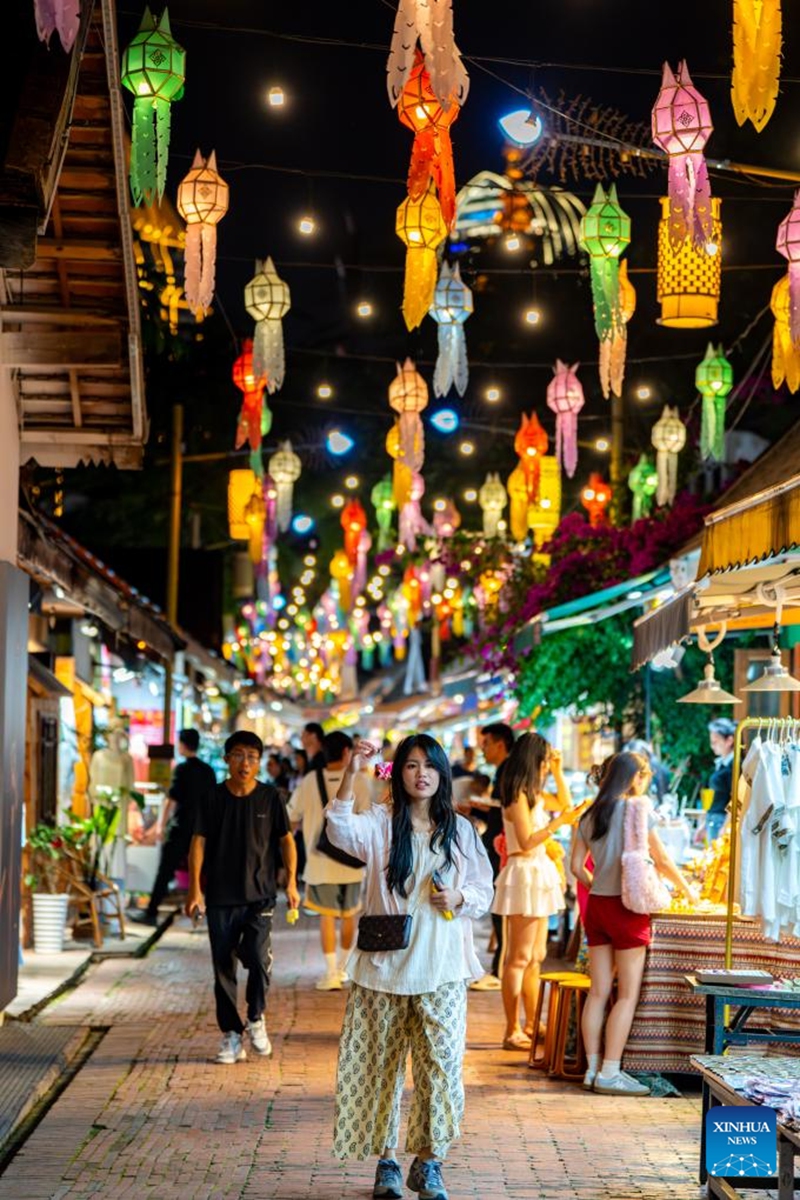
[
  {"xmin": 742, "ymin": 584, "xmax": 800, "ymax": 692},
  {"xmin": 678, "ymin": 626, "xmax": 741, "ymax": 704}
]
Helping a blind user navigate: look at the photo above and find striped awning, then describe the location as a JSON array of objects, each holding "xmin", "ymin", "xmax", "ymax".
[{"xmin": 698, "ymin": 473, "xmax": 800, "ymax": 577}]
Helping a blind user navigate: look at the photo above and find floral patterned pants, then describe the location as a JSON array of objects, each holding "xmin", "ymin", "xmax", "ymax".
[{"xmin": 333, "ymin": 980, "xmax": 467, "ymax": 1161}]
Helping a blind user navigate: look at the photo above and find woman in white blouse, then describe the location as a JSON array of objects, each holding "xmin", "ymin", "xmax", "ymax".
[{"xmin": 326, "ymin": 734, "xmax": 493, "ymax": 1200}]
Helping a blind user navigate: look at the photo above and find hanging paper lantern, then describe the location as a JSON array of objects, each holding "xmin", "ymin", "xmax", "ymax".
[
  {"xmin": 388, "ymin": 359, "xmax": 428, "ymax": 486},
  {"xmin": 268, "ymin": 440, "xmax": 301, "ymax": 533},
  {"xmin": 599, "ymin": 259, "xmax": 637, "ymax": 400},
  {"xmin": 396, "ymin": 185, "xmax": 448, "ymax": 331},
  {"xmin": 776, "ymin": 191, "xmax": 800, "ymax": 346},
  {"xmin": 386, "ymin": 423, "xmax": 415, "ymax": 510},
  {"xmin": 341, "ymin": 499, "xmax": 368, "ymax": 565},
  {"xmin": 228, "ymin": 469, "xmax": 261, "ymax": 540},
  {"xmin": 398, "ymin": 472, "xmax": 431, "ymax": 552},
  {"xmin": 433, "ymin": 499, "xmax": 461, "ymax": 538},
  {"xmin": 580, "ymin": 183, "xmax": 631, "ymax": 342},
  {"xmin": 34, "ymin": 0, "xmax": 80, "ymax": 49},
  {"xmin": 514, "ymin": 411, "xmax": 549, "ymax": 502},
  {"xmin": 506, "ymin": 465, "xmax": 530, "ymax": 544},
  {"xmin": 478, "ymin": 473, "xmax": 507, "ymax": 538},
  {"xmin": 657, "ymin": 197, "xmax": 722, "ymax": 328},
  {"xmin": 176, "ymin": 149, "xmax": 228, "ymax": 314},
  {"xmin": 387, "ymin": 0, "xmax": 469, "ymax": 111},
  {"xmin": 732, "ymin": 0, "xmax": 781, "ymax": 133},
  {"xmin": 330, "ymin": 550, "xmax": 354, "ymax": 614},
  {"xmin": 429, "ymin": 262, "xmax": 472, "ymax": 397},
  {"xmin": 528, "ymin": 456, "xmax": 561, "ymax": 549},
  {"xmin": 651, "ymin": 61, "xmax": 714, "ymax": 249},
  {"xmin": 371, "ymin": 476, "xmax": 396, "ymax": 551},
  {"xmin": 478, "ymin": 570, "xmax": 504, "ymax": 617},
  {"xmin": 244, "ymin": 257, "xmax": 290, "ymax": 390},
  {"xmin": 771, "ymin": 275, "xmax": 800, "ymax": 394},
  {"xmin": 581, "ymin": 473, "xmax": 611, "ymax": 528},
  {"xmin": 628, "ymin": 454, "xmax": 659, "ymax": 521},
  {"xmin": 651, "ymin": 406, "xmax": 686, "ymax": 507},
  {"xmin": 121, "ymin": 8, "xmax": 186, "ymax": 206},
  {"xmin": 546, "ymin": 361, "xmax": 584, "ymax": 479},
  {"xmin": 398, "ymin": 49, "xmax": 460, "ymax": 229},
  {"xmin": 232, "ymin": 339, "xmax": 267, "ymax": 451},
  {"xmin": 695, "ymin": 343, "xmax": 733, "ymax": 462}
]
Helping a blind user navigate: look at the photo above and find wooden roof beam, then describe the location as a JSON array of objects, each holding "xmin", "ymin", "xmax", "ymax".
[{"xmin": 0, "ymin": 329, "xmax": 121, "ymax": 369}]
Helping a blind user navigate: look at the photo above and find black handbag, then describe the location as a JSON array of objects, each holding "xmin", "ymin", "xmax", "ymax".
[
  {"xmin": 357, "ymin": 913, "xmax": 412, "ymax": 951},
  {"xmin": 314, "ymin": 768, "xmax": 366, "ymax": 870}
]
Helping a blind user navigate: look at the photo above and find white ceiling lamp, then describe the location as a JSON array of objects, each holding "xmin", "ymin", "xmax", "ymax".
[
  {"xmin": 678, "ymin": 625, "xmax": 741, "ymax": 705},
  {"xmin": 742, "ymin": 583, "xmax": 800, "ymax": 693}
]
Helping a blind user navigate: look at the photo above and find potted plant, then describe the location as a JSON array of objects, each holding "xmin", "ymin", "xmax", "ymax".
[{"xmin": 24, "ymin": 823, "xmax": 73, "ymax": 953}]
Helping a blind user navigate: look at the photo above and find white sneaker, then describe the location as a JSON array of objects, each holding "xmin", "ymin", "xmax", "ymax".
[
  {"xmin": 583, "ymin": 1067, "xmax": 597, "ymax": 1091},
  {"xmin": 246, "ymin": 1017, "xmax": 272, "ymax": 1057},
  {"xmin": 337, "ymin": 965, "xmax": 350, "ymax": 985},
  {"xmin": 315, "ymin": 972, "xmax": 343, "ymax": 991},
  {"xmin": 215, "ymin": 1032, "xmax": 247, "ymax": 1064},
  {"xmin": 594, "ymin": 1070, "xmax": 650, "ymax": 1096},
  {"xmin": 469, "ymin": 973, "xmax": 502, "ymax": 992}
]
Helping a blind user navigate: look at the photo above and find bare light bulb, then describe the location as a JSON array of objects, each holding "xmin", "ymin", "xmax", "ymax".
[
  {"xmin": 298, "ymin": 215, "xmax": 316, "ymax": 236},
  {"xmin": 485, "ymin": 386, "xmax": 501, "ymax": 403},
  {"xmin": 356, "ymin": 301, "xmax": 373, "ymax": 318},
  {"xmin": 524, "ymin": 308, "xmax": 541, "ymax": 326},
  {"xmin": 268, "ymin": 86, "xmax": 285, "ymax": 107},
  {"xmin": 317, "ymin": 383, "xmax": 333, "ymax": 400}
]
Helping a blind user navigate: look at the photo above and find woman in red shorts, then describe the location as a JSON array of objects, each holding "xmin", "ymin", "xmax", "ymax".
[{"xmin": 571, "ymin": 751, "xmax": 695, "ymax": 1096}]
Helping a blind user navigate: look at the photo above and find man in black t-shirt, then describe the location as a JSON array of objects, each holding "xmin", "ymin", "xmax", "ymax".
[
  {"xmin": 132, "ymin": 728, "xmax": 217, "ymax": 926},
  {"xmin": 186, "ymin": 730, "xmax": 299, "ymax": 1064}
]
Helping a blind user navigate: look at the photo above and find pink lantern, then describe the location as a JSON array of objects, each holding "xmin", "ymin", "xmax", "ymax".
[
  {"xmin": 652, "ymin": 61, "xmax": 714, "ymax": 248},
  {"xmin": 776, "ymin": 190, "xmax": 800, "ymax": 345},
  {"xmin": 34, "ymin": 0, "xmax": 80, "ymax": 50},
  {"xmin": 546, "ymin": 360, "xmax": 584, "ymax": 479},
  {"xmin": 399, "ymin": 472, "xmax": 432, "ymax": 552}
]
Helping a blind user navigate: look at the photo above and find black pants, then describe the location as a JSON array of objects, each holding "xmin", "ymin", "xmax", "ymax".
[
  {"xmin": 206, "ymin": 903, "xmax": 274, "ymax": 1034},
  {"xmin": 145, "ymin": 830, "xmax": 190, "ymax": 918},
  {"xmin": 484, "ymin": 840, "xmax": 505, "ymax": 979}
]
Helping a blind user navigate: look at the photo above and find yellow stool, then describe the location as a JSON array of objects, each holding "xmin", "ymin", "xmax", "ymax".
[
  {"xmin": 549, "ymin": 974, "xmax": 592, "ymax": 1080},
  {"xmin": 528, "ymin": 971, "xmax": 577, "ymax": 1071}
]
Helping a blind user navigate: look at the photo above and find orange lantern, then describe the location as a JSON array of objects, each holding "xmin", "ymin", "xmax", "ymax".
[
  {"xmin": 581, "ymin": 472, "xmax": 611, "ymax": 527},
  {"xmin": 341, "ymin": 499, "xmax": 367, "ymax": 565},
  {"xmin": 330, "ymin": 550, "xmax": 354, "ymax": 613},
  {"xmin": 514, "ymin": 412, "xmax": 549, "ymax": 503},
  {"xmin": 233, "ymin": 339, "xmax": 268, "ymax": 450},
  {"xmin": 396, "ymin": 185, "xmax": 448, "ymax": 330},
  {"xmin": 397, "ymin": 49, "xmax": 460, "ymax": 229}
]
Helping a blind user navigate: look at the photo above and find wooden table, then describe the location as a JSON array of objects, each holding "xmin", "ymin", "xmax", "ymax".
[{"xmin": 691, "ymin": 1055, "xmax": 800, "ymax": 1199}]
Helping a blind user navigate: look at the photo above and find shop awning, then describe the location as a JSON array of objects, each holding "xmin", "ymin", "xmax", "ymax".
[
  {"xmin": 631, "ymin": 589, "xmax": 695, "ymax": 671},
  {"xmin": 698, "ymin": 472, "xmax": 800, "ymax": 577}
]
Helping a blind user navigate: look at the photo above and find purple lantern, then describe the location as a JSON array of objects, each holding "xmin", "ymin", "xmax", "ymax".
[
  {"xmin": 546, "ymin": 360, "xmax": 584, "ymax": 479},
  {"xmin": 777, "ymin": 190, "xmax": 800, "ymax": 345},
  {"xmin": 652, "ymin": 61, "xmax": 714, "ymax": 249}
]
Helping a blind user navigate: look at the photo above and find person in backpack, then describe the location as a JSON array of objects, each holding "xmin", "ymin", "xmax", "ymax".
[{"xmin": 287, "ymin": 730, "xmax": 371, "ymax": 990}]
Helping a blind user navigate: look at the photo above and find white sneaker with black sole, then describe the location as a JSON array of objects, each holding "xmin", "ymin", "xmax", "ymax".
[
  {"xmin": 215, "ymin": 1032, "xmax": 247, "ymax": 1064},
  {"xmin": 315, "ymin": 972, "xmax": 343, "ymax": 991},
  {"xmin": 246, "ymin": 1017, "xmax": 272, "ymax": 1057},
  {"xmin": 593, "ymin": 1070, "xmax": 650, "ymax": 1096}
]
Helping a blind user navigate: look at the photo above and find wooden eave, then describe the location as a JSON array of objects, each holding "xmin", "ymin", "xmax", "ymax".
[{"xmin": 0, "ymin": 0, "xmax": 147, "ymax": 469}]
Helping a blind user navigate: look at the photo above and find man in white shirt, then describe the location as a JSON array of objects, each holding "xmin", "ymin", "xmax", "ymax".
[{"xmin": 287, "ymin": 730, "xmax": 371, "ymax": 990}]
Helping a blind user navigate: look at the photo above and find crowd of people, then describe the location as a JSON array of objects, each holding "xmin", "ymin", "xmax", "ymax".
[{"xmin": 132, "ymin": 720, "xmax": 709, "ymax": 1200}]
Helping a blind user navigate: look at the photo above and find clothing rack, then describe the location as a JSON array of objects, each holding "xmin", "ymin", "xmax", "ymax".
[{"xmin": 726, "ymin": 716, "xmax": 800, "ymax": 967}]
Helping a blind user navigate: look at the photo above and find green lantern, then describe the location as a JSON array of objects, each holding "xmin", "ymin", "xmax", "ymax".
[
  {"xmin": 628, "ymin": 453, "xmax": 658, "ymax": 521},
  {"xmin": 579, "ymin": 183, "xmax": 631, "ymax": 340},
  {"xmin": 695, "ymin": 342, "xmax": 733, "ymax": 462},
  {"xmin": 371, "ymin": 475, "xmax": 396, "ymax": 552},
  {"xmin": 260, "ymin": 400, "xmax": 272, "ymax": 440},
  {"xmin": 121, "ymin": 7, "xmax": 186, "ymax": 205}
]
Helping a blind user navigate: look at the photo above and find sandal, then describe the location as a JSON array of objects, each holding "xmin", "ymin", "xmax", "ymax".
[
  {"xmin": 502, "ymin": 1031, "xmax": 532, "ymax": 1051},
  {"xmin": 523, "ymin": 1023, "xmax": 546, "ymax": 1040}
]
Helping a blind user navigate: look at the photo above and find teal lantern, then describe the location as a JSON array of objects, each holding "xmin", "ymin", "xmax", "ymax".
[
  {"xmin": 579, "ymin": 183, "xmax": 631, "ymax": 341},
  {"xmin": 695, "ymin": 342, "xmax": 733, "ymax": 462},
  {"xmin": 627, "ymin": 453, "xmax": 659, "ymax": 521},
  {"xmin": 371, "ymin": 476, "xmax": 396, "ymax": 552},
  {"xmin": 121, "ymin": 7, "xmax": 186, "ymax": 205}
]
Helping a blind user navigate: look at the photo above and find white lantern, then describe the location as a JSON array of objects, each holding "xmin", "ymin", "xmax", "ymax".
[
  {"xmin": 244, "ymin": 256, "xmax": 291, "ymax": 391},
  {"xmin": 651, "ymin": 405, "xmax": 686, "ymax": 507},
  {"xmin": 268, "ymin": 440, "xmax": 301, "ymax": 532}
]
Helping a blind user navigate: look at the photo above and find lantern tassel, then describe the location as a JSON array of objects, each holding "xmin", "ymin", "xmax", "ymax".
[
  {"xmin": 275, "ymin": 483, "xmax": 293, "ymax": 533},
  {"xmin": 555, "ymin": 413, "xmax": 579, "ymax": 479},
  {"xmin": 656, "ymin": 449, "xmax": 678, "ymax": 507},
  {"xmin": 154, "ymin": 96, "xmax": 171, "ymax": 203},
  {"xmin": 130, "ymin": 98, "xmax": 157, "ymax": 206},
  {"xmin": 402, "ymin": 247, "xmax": 438, "ymax": 330},
  {"xmin": 788, "ymin": 261, "xmax": 800, "ymax": 347},
  {"xmin": 408, "ymin": 128, "xmax": 456, "ymax": 230},
  {"xmin": 700, "ymin": 395, "xmax": 727, "ymax": 462},
  {"xmin": 732, "ymin": 0, "xmax": 781, "ymax": 133},
  {"xmin": 184, "ymin": 223, "xmax": 217, "ymax": 313},
  {"xmin": 34, "ymin": 0, "xmax": 80, "ymax": 50},
  {"xmin": 397, "ymin": 412, "xmax": 424, "ymax": 479},
  {"xmin": 387, "ymin": 0, "xmax": 419, "ymax": 106},
  {"xmin": 589, "ymin": 257, "xmax": 620, "ymax": 341},
  {"xmin": 433, "ymin": 324, "xmax": 468, "ymax": 397},
  {"xmin": 668, "ymin": 153, "xmax": 713, "ymax": 248},
  {"xmin": 253, "ymin": 320, "xmax": 285, "ymax": 393},
  {"xmin": 393, "ymin": 462, "xmax": 413, "ymax": 510}
]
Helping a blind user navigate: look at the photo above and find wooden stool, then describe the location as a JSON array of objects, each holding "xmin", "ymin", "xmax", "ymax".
[
  {"xmin": 549, "ymin": 974, "xmax": 592, "ymax": 1080},
  {"xmin": 528, "ymin": 971, "xmax": 577, "ymax": 1070}
]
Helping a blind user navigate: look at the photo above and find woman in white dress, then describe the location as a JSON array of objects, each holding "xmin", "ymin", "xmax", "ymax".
[{"xmin": 492, "ymin": 732, "xmax": 579, "ymax": 1050}]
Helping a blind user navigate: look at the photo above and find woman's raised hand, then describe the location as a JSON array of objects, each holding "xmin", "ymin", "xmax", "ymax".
[{"xmin": 351, "ymin": 738, "xmax": 380, "ymax": 771}]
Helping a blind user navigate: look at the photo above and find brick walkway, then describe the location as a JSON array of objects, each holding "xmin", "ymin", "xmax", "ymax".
[{"xmin": 0, "ymin": 913, "xmax": 719, "ymax": 1199}]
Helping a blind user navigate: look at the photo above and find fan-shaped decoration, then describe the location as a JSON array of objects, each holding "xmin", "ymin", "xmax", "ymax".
[
  {"xmin": 396, "ymin": 185, "xmax": 448, "ymax": 330},
  {"xmin": 771, "ymin": 275, "xmax": 800, "ymax": 394},
  {"xmin": 581, "ymin": 473, "xmax": 611, "ymax": 528},
  {"xmin": 580, "ymin": 183, "xmax": 631, "ymax": 340},
  {"xmin": 34, "ymin": 0, "xmax": 80, "ymax": 49},
  {"xmin": 628, "ymin": 454, "xmax": 659, "ymax": 521},
  {"xmin": 244, "ymin": 257, "xmax": 290, "ymax": 391},
  {"xmin": 651, "ymin": 406, "xmax": 686, "ymax": 507},
  {"xmin": 599, "ymin": 259, "xmax": 636, "ymax": 400},
  {"xmin": 121, "ymin": 7, "xmax": 186, "ymax": 206},
  {"xmin": 657, "ymin": 196, "xmax": 722, "ymax": 328},
  {"xmin": 546, "ymin": 361, "xmax": 584, "ymax": 479},
  {"xmin": 387, "ymin": 0, "xmax": 469, "ymax": 112},
  {"xmin": 371, "ymin": 476, "xmax": 396, "ymax": 551},
  {"xmin": 341, "ymin": 499, "xmax": 368, "ymax": 565},
  {"xmin": 514, "ymin": 412, "xmax": 549, "ymax": 503},
  {"xmin": 478, "ymin": 473, "xmax": 507, "ymax": 538},
  {"xmin": 651, "ymin": 61, "xmax": 714, "ymax": 249},
  {"xmin": 233, "ymin": 339, "xmax": 267, "ymax": 451},
  {"xmin": 695, "ymin": 343, "xmax": 733, "ymax": 462},
  {"xmin": 388, "ymin": 359, "xmax": 428, "ymax": 484},
  {"xmin": 776, "ymin": 192, "xmax": 800, "ymax": 345},
  {"xmin": 176, "ymin": 149, "xmax": 228, "ymax": 313},
  {"xmin": 430, "ymin": 262, "xmax": 472, "ymax": 397},
  {"xmin": 454, "ymin": 171, "xmax": 586, "ymax": 265},
  {"xmin": 732, "ymin": 0, "xmax": 782, "ymax": 133},
  {"xmin": 268, "ymin": 440, "xmax": 301, "ymax": 533},
  {"xmin": 398, "ymin": 49, "xmax": 460, "ymax": 229}
]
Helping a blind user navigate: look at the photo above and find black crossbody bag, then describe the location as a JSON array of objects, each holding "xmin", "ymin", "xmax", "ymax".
[
  {"xmin": 357, "ymin": 913, "xmax": 412, "ymax": 952},
  {"xmin": 314, "ymin": 768, "xmax": 366, "ymax": 870}
]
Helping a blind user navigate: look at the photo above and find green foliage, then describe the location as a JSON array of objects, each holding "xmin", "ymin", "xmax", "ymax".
[{"xmin": 24, "ymin": 823, "xmax": 75, "ymax": 893}]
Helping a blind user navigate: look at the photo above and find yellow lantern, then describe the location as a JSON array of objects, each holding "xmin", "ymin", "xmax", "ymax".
[
  {"xmin": 395, "ymin": 185, "xmax": 448, "ymax": 330},
  {"xmin": 386, "ymin": 422, "xmax": 415, "ymax": 510},
  {"xmin": 330, "ymin": 550, "xmax": 353, "ymax": 613},
  {"xmin": 244, "ymin": 489, "xmax": 266, "ymax": 564},
  {"xmin": 479, "ymin": 569, "xmax": 503, "ymax": 615},
  {"xmin": 657, "ymin": 196, "xmax": 722, "ymax": 328},
  {"xmin": 771, "ymin": 274, "xmax": 800, "ymax": 394},
  {"xmin": 228, "ymin": 469, "xmax": 261, "ymax": 540},
  {"xmin": 478, "ymin": 472, "xmax": 507, "ymax": 538},
  {"xmin": 528, "ymin": 456, "xmax": 562, "ymax": 549},
  {"xmin": 506, "ymin": 464, "xmax": 529, "ymax": 543}
]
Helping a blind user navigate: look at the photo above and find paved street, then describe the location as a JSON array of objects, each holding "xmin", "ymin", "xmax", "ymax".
[{"xmin": 1, "ymin": 913, "xmax": 714, "ymax": 1199}]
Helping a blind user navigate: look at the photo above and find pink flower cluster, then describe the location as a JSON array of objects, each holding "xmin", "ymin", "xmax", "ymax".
[{"xmin": 374, "ymin": 762, "xmax": 393, "ymax": 781}]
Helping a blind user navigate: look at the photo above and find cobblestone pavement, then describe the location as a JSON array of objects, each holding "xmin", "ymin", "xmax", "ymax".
[{"xmin": 0, "ymin": 912, "xmax": 718, "ymax": 1199}]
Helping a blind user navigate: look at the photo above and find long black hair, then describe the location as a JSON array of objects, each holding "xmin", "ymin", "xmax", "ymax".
[
  {"xmin": 584, "ymin": 751, "xmax": 650, "ymax": 840},
  {"xmin": 386, "ymin": 734, "xmax": 459, "ymax": 896},
  {"xmin": 499, "ymin": 731, "xmax": 550, "ymax": 809}
]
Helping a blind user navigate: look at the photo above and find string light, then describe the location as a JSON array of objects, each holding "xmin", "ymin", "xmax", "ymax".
[
  {"xmin": 267, "ymin": 85, "xmax": 285, "ymax": 107},
  {"xmin": 317, "ymin": 382, "xmax": 333, "ymax": 399},
  {"xmin": 636, "ymin": 385, "xmax": 652, "ymax": 400},
  {"xmin": 504, "ymin": 235, "xmax": 521, "ymax": 252},
  {"xmin": 464, "ymin": 488, "xmax": 478, "ymax": 501},
  {"xmin": 524, "ymin": 307, "xmax": 541, "ymax": 326},
  {"xmin": 433, "ymin": 498, "xmax": 447, "ymax": 512},
  {"xmin": 331, "ymin": 493, "xmax": 345, "ymax": 508},
  {"xmin": 298, "ymin": 215, "xmax": 316, "ymax": 235},
  {"xmin": 344, "ymin": 474, "xmax": 359, "ymax": 489},
  {"xmin": 595, "ymin": 437, "xmax": 610, "ymax": 451},
  {"xmin": 459, "ymin": 440, "xmax": 475, "ymax": 456},
  {"xmin": 485, "ymin": 386, "xmax": 501, "ymax": 402},
  {"xmin": 356, "ymin": 300, "xmax": 373, "ymax": 318}
]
